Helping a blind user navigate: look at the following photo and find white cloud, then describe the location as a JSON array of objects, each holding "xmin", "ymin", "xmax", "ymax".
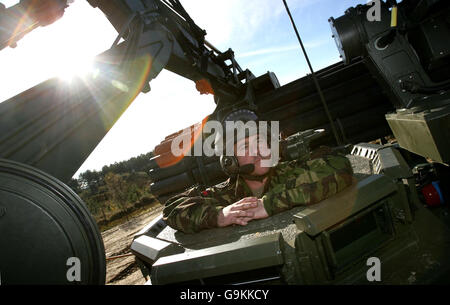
[
  {"xmin": 181, "ymin": 0, "xmax": 239, "ymax": 47},
  {"xmin": 238, "ymin": 38, "xmax": 328, "ymax": 58},
  {"xmin": 182, "ymin": 0, "xmax": 287, "ymax": 48},
  {"xmin": 239, "ymin": 45, "xmax": 299, "ymax": 58}
]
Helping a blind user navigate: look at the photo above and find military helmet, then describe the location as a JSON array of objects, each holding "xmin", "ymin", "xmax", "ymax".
[
  {"xmin": 214, "ymin": 108, "xmax": 279, "ymax": 177},
  {"xmin": 216, "ymin": 109, "xmax": 259, "ymax": 153}
]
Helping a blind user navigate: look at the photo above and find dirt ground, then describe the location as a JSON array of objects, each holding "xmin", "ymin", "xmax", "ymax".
[{"xmin": 101, "ymin": 205, "xmax": 164, "ymax": 285}]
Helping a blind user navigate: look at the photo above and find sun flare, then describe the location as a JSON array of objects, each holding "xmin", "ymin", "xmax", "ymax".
[{"xmin": 56, "ymin": 56, "xmax": 94, "ymax": 81}]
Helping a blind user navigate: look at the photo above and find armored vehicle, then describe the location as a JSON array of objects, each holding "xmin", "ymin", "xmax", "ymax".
[
  {"xmin": 131, "ymin": 0, "xmax": 450, "ymax": 284},
  {"xmin": 0, "ymin": 0, "xmax": 449, "ymax": 284},
  {"xmin": 132, "ymin": 144, "xmax": 450, "ymax": 284}
]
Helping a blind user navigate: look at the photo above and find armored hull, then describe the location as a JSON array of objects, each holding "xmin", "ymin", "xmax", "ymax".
[{"xmin": 132, "ymin": 146, "xmax": 450, "ymax": 284}]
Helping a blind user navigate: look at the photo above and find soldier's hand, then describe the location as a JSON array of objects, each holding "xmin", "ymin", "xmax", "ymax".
[
  {"xmin": 230, "ymin": 197, "xmax": 259, "ymax": 211},
  {"xmin": 245, "ymin": 199, "xmax": 269, "ymax": 220},
  {"xmin": 217, "ymin": 197, "xmax": 258, "ymax": 227}
]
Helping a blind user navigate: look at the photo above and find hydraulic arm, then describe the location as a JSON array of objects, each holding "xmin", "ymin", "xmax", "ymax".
[{"xmin": 0, "ymin": 0, "xmax": 257, "ymax": 183}]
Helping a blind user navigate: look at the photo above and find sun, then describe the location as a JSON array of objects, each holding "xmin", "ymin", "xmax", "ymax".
[{"xmin": 57, "ymin": 56, "xmax": 94, "ymax": 82}]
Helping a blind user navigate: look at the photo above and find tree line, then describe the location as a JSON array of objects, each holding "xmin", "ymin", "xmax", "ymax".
[{"xmin": 67, "ymin": 151, "xmax": 158, "ymax": 229}]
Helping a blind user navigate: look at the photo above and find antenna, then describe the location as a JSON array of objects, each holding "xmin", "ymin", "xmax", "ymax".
[{"xmin": 282, "ymin": 0, "xmax": 342, "ymax": 146}]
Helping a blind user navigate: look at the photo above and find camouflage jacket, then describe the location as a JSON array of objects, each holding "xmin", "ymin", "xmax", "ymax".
[{"xmin": 163, "ymin": 151, "xmax": 354, "ymax": 234}]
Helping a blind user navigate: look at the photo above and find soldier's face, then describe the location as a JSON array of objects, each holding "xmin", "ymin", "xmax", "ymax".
[{"xmin": 235, "ymin": 135, "xmax": 272, "ymax": 175}]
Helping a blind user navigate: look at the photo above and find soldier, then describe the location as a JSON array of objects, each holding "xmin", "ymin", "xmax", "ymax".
[{"xmin": 163, "ymin": 110, "xmax": 354, "ymax": 234}]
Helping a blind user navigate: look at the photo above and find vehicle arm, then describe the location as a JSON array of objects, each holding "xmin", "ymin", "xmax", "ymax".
[
  {"xmin": 87, "ymin": 0, "xmax": 252, "ymax": 100},
  {"xmin": 0, "ymin": 0, "xmax": 253, "ymax": 183},
  {"xmin": 0, "ymin": 0, "xmax": 68, "ymax": 50}
]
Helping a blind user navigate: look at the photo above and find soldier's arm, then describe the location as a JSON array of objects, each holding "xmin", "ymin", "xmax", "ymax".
[
  {"xmin": 163, "ymin": 187, "xmax": 226, "ymax": 234},
  {"xmin": 262, "ymin": 154, "xmax": 354, "ymax": 216},
  {"xmin": 163, "ymin": 187, "xmax": 258, "ymax": 233}
]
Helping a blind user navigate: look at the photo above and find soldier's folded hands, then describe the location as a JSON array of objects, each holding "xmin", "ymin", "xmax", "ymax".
[{"xmin": 217, "ymin": 199, "xmax": 258, "ymax": 227}]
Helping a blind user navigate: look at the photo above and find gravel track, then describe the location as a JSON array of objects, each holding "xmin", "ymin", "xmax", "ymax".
[{"xmin": 101, "ymin": 206, "xmax": 163, "ymax": 285}]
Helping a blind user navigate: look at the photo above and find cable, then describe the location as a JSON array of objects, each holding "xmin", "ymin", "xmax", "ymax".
[{"xmin": 282, "ymin": 0, "xmax": 342, "ymax": 146}]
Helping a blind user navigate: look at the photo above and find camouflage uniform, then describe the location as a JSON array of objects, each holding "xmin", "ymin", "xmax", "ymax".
[{"xmin": 163, "ymin": 151, "xmax": 354, "ymax": 234}]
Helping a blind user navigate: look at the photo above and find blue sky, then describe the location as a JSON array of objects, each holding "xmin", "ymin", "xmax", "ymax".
[
  {"xmin": 0, "ymin": 0, "xmax": 366, "ymax": 177},
  {"xmin": 182, "ymin": 0, "xmax": 364, "ymax": 84}
]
